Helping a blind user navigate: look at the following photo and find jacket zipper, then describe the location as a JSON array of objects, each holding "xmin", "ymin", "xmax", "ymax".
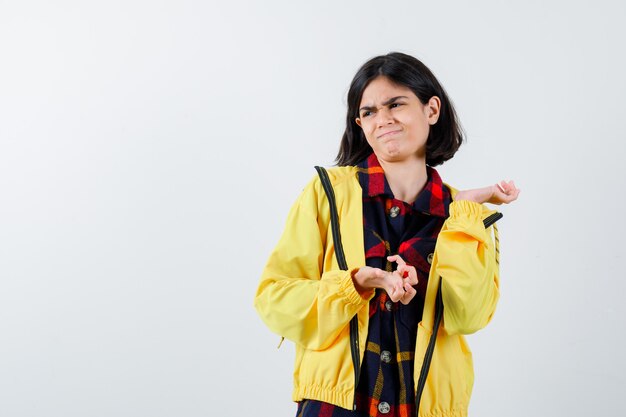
[
  {"xmin": 349, "ymin": 317, "xmax": 360, "ymax": 410},
  {"xmin": 415, "ymin": 284, "xmax": 443, "ymax": 411},
  {"xmin": 314, "ymin": 167, "xmax": 361, "ymax": 410}
]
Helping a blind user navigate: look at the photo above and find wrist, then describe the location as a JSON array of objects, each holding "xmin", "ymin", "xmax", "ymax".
[
  {"xmin": 351, "ymin": 267, "xmax": 366, "ymax": 293},
  {"xmin": 456, "ymin": 189, "xmax": 484, "ymax": 204},
  {"xmin": 352, "ymin": 267, "xmax": 379, "ymax": 295}
]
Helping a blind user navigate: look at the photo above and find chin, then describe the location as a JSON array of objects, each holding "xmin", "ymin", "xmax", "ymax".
[{"xmin": 382, "ymin": 147, "xmax": 424, "ymax": 162}]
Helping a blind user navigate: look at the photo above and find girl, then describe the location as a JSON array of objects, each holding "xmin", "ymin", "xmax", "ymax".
[{"xmin": 255, "ymin": 52, "xmax": 520, "ymax": 417}]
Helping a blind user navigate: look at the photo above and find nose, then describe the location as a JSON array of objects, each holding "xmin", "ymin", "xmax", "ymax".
[{"xmin": 375, "ymin": 107, "xmax": 394, "ymax": 127}]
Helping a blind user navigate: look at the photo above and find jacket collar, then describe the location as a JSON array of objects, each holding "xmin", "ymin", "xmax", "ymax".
[{"xmin": 356, "ymin": 152, "xmax": 451, "ymax": 218}]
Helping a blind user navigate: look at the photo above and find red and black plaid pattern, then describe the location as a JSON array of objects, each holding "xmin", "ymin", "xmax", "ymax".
[{"xmin": 296, "ymin": 152, "xmax": 452, "ymax": 417}]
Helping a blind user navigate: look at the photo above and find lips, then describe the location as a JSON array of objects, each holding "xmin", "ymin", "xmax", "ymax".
[{"xmin": 378, "ymin": 129, "xmax": 402, "ymax": 139}]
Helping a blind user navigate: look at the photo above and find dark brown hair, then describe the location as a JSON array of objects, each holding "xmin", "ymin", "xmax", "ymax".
[{"xmin": 335, "ymin": 52, "xmax": 465, "ymax": 167}]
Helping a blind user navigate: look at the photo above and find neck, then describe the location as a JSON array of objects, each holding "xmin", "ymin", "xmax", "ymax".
[{"xmin": 378, "ymin": 155, "xmax": 428, "ymax": 205}]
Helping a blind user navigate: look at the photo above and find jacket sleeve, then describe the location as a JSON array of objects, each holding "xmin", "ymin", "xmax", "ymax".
[
  {"xmin": 253, "ymin": 182, "xmax": 374, "ymax": 351},
  {"xmin": 435, "ymin": 199, "xmax": 500, "ymax": 335}
]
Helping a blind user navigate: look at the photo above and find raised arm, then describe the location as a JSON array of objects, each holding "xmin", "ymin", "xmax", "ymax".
[{"xmin": 434, "ymin": 199, "xmax": 500, "ymax": 335}]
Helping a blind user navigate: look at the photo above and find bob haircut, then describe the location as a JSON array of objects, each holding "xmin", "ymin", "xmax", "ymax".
[{"xmin": 335, "ymin": 52, "xmax": 465, "ymax": 167}]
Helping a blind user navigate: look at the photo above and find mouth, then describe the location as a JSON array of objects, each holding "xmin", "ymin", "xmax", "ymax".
[{"xmin": 377, "ymin": 129, "xmax": 402, "ymax": 139}]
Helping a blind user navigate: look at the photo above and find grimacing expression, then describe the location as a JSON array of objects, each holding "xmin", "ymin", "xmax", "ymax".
[{"xmin": 355, "ymin": 76, "xmax": 440, "ymax": 163}]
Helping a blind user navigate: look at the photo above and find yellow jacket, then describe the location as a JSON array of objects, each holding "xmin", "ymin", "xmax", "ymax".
[{"xmin": 254, "ymin": 166, "xmax": 501, "ymax": 417}]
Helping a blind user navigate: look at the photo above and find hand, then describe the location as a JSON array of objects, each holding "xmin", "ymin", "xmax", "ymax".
[
  {"xmin": 488, "ymin": 180, "xmax": 521, "ymax": 205},
  {"xmin": 455, "ymin": 180, "xmax": 521, "ymax": 205},
  {"xmin": 352, "ymin": 255, "xmax": 418, "ymax": 305},
  {"xmin": 386, "ymin": 254, "xmax": 418, "ymax": 304}
]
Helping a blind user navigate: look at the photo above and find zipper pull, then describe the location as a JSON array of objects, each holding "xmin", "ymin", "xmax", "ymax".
[{"xmin": 277, "ymin": 336, "xmax": 285, "ymax": 349}]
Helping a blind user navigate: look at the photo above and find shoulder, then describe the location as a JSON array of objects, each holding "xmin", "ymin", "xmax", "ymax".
[
  {"xmin": 316, "ymin": 165, "xmax": 358, "ymax": 185},
  {"xmin": 294, "ymin": 166, "xmax": 360, "ymax": 212},
  {"xmin": 301, "ymin": 165, "xmax": 359, "ymax": 194}
]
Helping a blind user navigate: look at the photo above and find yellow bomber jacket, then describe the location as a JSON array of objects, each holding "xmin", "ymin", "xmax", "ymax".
[{"xmin": 254, "ymin": 165, "xmax": 501, "ymax": 417}]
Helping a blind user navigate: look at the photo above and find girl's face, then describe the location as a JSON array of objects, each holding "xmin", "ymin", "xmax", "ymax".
[{"xmin": 355, "ymin": 76, "xmax": 440, "ymax": 163}]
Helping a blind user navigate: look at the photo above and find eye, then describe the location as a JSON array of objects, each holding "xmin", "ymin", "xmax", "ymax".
[
  {"xmin": 361, "ymin": 111, "xmax": 372, "ymax": 117},
  {"xmin": 390, "ymin": 103, "xmax": 403, "ymax": 109}
]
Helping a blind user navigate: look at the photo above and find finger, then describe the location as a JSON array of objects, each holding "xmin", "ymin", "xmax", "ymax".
[
  {"xmin": 387, "ymin": 254, "xmax": 406, "ymax": 267},
  {"xmin": 397, "ymin": 264, "xmax": 418, "ymax": 285},
  {"xmin": 388, "ymin": 286, "xmax": 402, "ymax": 303},
  {"xmin": 400, "ymin": 283, "xmax": 417, "ymax": 305},
  {"xmin": 406, "ymin": 265, "xmax": 418, "ymax": 285},
  {"xmin": 396, "ymin": 264, "xmax": 409, "ymax": 279},
  {"xmin": 506, "ymin": 185, "xmax": 520, "ymax": 199},
  {"xmin": 405, "ymin": 283, "xmax": 417, "ymax": 302},
  {"xmin": 510, "ymin": 188, "xmax": 521, "ymax": 201}
]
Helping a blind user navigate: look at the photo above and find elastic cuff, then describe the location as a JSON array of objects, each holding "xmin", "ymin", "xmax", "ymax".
[
  {"xmin": 340, "ymin": 269, "xmax": 374, "ymax": 304},
  {"xmin": 449, "ymin": 199, "xmax": 484, "ymax": 218},
  {"xmin": 446, "ymin": 199, "xmax": 489, "ymax": 243}
]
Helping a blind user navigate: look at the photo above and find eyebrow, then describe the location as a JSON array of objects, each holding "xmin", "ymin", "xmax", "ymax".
[{"xmin": 359, "ymin": 96, "xmax": 409, "ymax": 113}]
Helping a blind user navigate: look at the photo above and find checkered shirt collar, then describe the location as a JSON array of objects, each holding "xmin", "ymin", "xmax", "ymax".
[{"xmin": 356, "ymin": 151, "xmax": 450, "ymax": 218}]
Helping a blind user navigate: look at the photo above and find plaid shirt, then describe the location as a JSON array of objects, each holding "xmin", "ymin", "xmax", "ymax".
[{"xmin": 296, "ymin": 152, "xmax": 452, "ymax": 417}]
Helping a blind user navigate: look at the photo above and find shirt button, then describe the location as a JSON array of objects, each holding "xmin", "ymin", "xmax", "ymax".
[
  {"xmin": 389, "ymin": 206, "xmax": 400, "ymax": 218},
  {"xmin": 427, "ymin": 252, "xmax": 434, "ymax": 264},
  {"xmin": 378, "ymin": 401, "xmax": 390, "ymax": 414},
  {"xmin": 385, "ymin": 300, "xmax": 393, "ymax": 311},
  {"xmin": 380, "ymin": 350, "xmax": 391, "ymax": 363}
]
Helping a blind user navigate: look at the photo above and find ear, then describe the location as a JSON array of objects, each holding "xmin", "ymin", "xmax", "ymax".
[
  {"xmin": 355, "ymin": 117, "xmax": 362, "ymax": 128},
  {"xmin": 427, "ymin": 96, "xmax": 441, "ymax": 125}
]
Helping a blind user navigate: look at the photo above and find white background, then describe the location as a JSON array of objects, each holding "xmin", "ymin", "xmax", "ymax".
[{"xmin": 1, "ymin": 1, "xmax": 625, "ymax": 416}]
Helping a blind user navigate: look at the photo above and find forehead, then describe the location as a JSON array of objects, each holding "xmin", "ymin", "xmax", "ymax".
[{"xmin": 359, "ymin": 76, "xmax": 415, "ymax": 105}]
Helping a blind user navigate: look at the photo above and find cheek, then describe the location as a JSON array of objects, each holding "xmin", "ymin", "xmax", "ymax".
[
  {"xmin": 407, "ymin": 117, "xmax": 430, "ymax": 133},
  {"xmin": 359, "ymin": 121, "xmax": 375, "ymax": 137},
  {"xmin": 363, "ymin": 132, "xmax": 378, "ymax": 149}
]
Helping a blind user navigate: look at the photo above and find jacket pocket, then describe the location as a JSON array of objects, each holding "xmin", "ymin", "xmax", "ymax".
[{"xmin": 416, "ymin": 321, "xmax": 473, "ymax": 414}]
